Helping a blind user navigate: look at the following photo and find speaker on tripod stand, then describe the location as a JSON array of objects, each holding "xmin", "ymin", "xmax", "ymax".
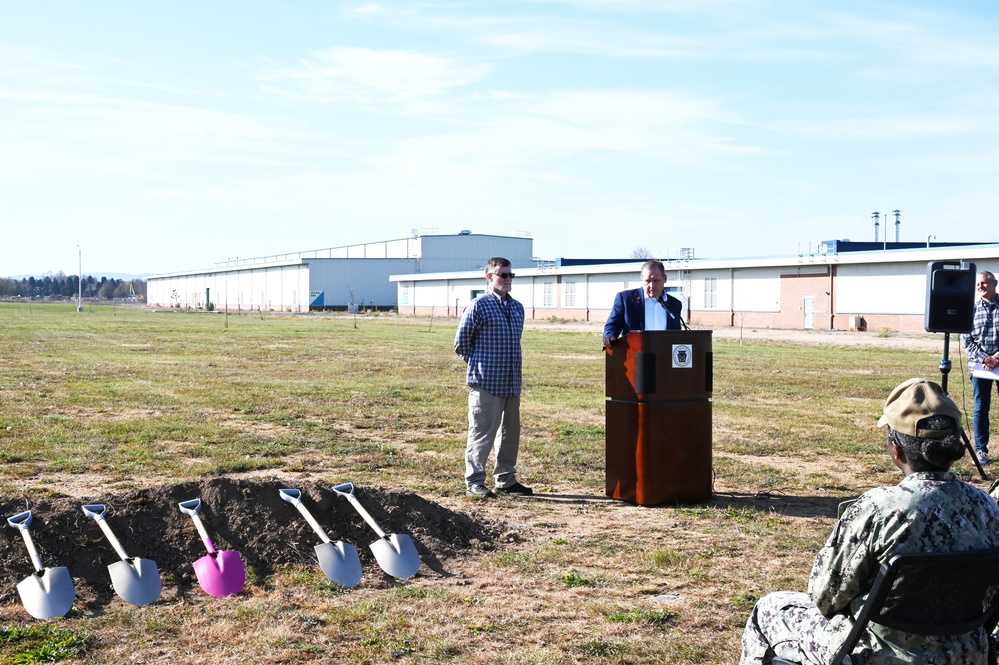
[
  {"xmin": 924, "ymin": 261, "xmax": 985, "ymax": 478},
  {"xmin": 925, "ymin": 261, "xmax": 975, "ymax": 335}
]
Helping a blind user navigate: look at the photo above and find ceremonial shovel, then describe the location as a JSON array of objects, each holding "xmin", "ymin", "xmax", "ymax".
[
  {"xmin": 82, "ymin": 504, "xmax": 162, "ymax": 607},
  {"xmin": 178, "ymin": 499, "xmax": 247, "ymax": 597},
  {"xmin": 279, "ymin": 488, "xmax": 363, "ymax": 588},
  {"xmin": 332, "ymin": 483, "xmax": 421, "ymax": 580},
  {"xmin": 7, "ymin": 511, "xmax": 75, "ymax": 620}
]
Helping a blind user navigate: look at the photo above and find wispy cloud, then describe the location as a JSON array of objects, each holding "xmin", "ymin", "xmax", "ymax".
[
  {"xmin": 351, "ymin": 3, "xmax": 383, "ymax": 16},
  {"xmin": 260, "ymin": 47, "xmax": 490, "ymax": 112},
  {"xmin": 359, "ymin": 88, "xmax": 755, "ymax": 193},
  {"xmin": 0, "ymin": 85, "xmax": 343, "ymax": 186}
]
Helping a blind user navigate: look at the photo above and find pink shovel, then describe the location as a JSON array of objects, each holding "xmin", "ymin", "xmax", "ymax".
[{"xmin": 178, "ymin": 499, "xmax": 246, "ymax": 597}]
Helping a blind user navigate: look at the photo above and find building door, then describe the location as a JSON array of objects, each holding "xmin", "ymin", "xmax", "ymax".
[{"xmin": 803, "ymin": 296, "xmax": 814, "ymax": 329}]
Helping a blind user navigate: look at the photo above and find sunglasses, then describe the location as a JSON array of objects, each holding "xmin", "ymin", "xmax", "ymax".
[{"xmin": 492, "ymin": 272, "xmax": 516, "ymax": 279}]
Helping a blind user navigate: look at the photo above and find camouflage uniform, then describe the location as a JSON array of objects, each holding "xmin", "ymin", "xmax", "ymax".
[{"xmin": 740, "ymin": 471, "xmax": 999, "ymax": 665}]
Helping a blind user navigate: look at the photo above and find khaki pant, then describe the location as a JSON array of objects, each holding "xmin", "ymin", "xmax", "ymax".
[{"xmin": 465, "ymin": 387, "xmax": 520, "ymax": 489}]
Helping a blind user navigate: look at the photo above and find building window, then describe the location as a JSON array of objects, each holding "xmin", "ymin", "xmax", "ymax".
[
  {"xmin": 543, "ymin": 282, "xmax": 554, "ymax": 307},
  {"xmin": 565, "ymin": 281, "xmax": 576, "ymax": 307},
  {"xmin": 704, "ymin": 277, "xmax": 717, "ymax": 308}
]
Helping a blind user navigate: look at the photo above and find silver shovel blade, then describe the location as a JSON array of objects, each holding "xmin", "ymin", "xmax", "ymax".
[
  {"xmin": 315, "ymin": 541, "xmax": 363, "ymax": 588},
  {"xmin": 109, "ymin": 557, "xmax": 162, "ymax": 607},
  {"xmin": 369, "ymin": 533, "xmax": 420, "ymax": 580},
  {"xmin": 16, "ymin": 567, "xmax": 75, "ymax": 620}
]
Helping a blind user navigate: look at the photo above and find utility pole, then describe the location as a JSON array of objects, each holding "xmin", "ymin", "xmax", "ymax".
[{"xmin": 77, "ymin": 245, "xmax": 83, "ymax": 313}]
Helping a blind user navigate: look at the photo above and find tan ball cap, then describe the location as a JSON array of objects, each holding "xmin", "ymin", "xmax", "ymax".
[{"xmin": 877, "ymin": 378, "xmax": 962, "ymax": 438}]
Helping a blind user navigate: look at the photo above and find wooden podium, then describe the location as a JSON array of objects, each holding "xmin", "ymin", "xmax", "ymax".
[{"xmin": 605, "ymin": 330, "xmax": 713, "ymax": 505}]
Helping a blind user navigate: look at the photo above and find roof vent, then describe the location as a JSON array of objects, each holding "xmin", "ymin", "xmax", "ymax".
[{"xmin": 458, "ymin": 229, "xmax": 471, "ymax": 235}]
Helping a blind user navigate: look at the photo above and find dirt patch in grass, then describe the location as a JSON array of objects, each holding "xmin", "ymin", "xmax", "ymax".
[{"xmin": 57, "ymin": 406, "xmax": 166, "ymax": 422}]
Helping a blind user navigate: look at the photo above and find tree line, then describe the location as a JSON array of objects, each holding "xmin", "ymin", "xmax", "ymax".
[{"xmin": 0, "ymin": 274, "xmax": 147, "ymax": 301}]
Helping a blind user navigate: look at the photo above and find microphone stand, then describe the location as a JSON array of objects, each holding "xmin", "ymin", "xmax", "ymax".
[
  {"xmin": 658, "ymin": 295, "xmax": 690, "ymax": 331},
  {"xmin": 940, "ymin": 332, "xmax": 988, "ymax": 480}
]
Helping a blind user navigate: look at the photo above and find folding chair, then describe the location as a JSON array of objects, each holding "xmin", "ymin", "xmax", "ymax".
[{"xmin": 770, "ymin": 547, "xmax": 999, "ymax": 665}]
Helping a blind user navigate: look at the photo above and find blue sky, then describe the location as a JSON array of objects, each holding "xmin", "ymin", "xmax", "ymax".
[{"xmin": 2, "ymin": 1, "xmax": 998, "ymax": 277}]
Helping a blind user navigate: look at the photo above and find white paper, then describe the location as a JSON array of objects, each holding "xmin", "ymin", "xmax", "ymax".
[{"xmin": 972, "ymin": 363, "xmax": 999, "ymax": 380}]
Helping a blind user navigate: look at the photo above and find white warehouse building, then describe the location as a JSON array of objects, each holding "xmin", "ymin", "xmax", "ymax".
[
  {"xmin": 390, "ymin": 242, "xmax": 999, "ymax": 334},
  {"xmin": 147, "ymin": 230, "xmax": 999, "ymax": 333},
  {"xmin": 146, "ymin": 233, "xmax": 535, "ymax": 312}
]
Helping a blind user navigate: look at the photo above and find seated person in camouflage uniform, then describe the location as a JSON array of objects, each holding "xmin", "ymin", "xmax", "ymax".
[{"xmin": 740, "ymin": 378, "xmax": 999, "ymax": 665}]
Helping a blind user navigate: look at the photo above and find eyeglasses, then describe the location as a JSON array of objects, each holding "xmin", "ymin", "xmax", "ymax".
[{"xmin": 492, "ymin": 272, "xmax": 516, "ymax": 279}]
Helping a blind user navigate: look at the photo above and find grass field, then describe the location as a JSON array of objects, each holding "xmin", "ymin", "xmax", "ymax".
[{"xmin": 0, "ymin": 302, "xmax": 987, "ymax": 664}]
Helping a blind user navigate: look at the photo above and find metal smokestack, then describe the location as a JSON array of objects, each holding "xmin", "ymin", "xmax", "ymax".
[
  {"xmin": 872, "ymin": 211, "xmax": 880, "ymax": 242},
  {"xmin": 893, "ymin": 210, "xmax": 901, "ymax": 242}
]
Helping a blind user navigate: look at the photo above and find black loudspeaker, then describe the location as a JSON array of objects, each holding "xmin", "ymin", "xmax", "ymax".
[{"xmin": 925, "ymin": 261, "xmax": 976, "ymax": 333}]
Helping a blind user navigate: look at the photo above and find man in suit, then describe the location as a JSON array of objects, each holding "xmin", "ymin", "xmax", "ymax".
[{"xmin": 602, "ymin": 259, "xmax": 684, "ymax": 347}]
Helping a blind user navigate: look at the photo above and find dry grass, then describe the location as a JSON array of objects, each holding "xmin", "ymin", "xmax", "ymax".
[{"xmin": 0, "ymin": 302, "xmax": 986, "ymax": 664}]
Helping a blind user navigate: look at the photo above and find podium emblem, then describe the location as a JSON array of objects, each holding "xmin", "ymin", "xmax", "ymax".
[{"xmin": 672, "ymin": 344, "xmax": 693, "ymax": 368}]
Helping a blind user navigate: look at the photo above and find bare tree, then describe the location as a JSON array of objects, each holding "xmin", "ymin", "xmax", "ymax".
[{"xmin": 629, "ymin": 246, "xmax": 656, "ymax": 260}]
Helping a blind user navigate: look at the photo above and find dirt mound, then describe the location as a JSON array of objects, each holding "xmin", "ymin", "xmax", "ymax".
[{"xmin": 0, "ymin": 478, "xmax": 502, "ymax": 608}]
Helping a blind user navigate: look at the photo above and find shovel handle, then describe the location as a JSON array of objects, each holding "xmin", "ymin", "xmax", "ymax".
[
  {"xmin": 180, "ymin": 502, "xmax": 218, "ymax": 555},
  {"xmin": 178, "ymin": 498, "xmax": 202, "ymax": 517},
  {"xmin": 333, "ymin": 483, "xmax": 388, "ymax": 539},
  {"xmin": 279, "ymin": 489, "xmax": 332, "ymax": 544},
  {"xmin": 8, "ymin": 511, "xmax": 45, "ymax": 573},
  {"xmin": 81, "ymin": 504, "xmax": 130, "ymax": 561},
  {"xmin": 8, "ymin": 510, "xmax": 33, "ymax": 530}
]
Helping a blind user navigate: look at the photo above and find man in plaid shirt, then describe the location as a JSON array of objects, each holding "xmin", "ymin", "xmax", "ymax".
[
  {"xmin": 962, "ymin": 270, "xmax": 999, "ymax": 465},
  {"xmin": 454, "ymin": 257, "xmax": 532, "ymax": 498}
]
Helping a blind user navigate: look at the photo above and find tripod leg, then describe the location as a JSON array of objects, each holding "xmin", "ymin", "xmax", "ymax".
[
  {"xmin": 964, "ymin": 428, "xmax": 990, "ymax": 480},
  {"xmin": 940, "ymin": 333, "xmax": 985, "ymax": 479}
]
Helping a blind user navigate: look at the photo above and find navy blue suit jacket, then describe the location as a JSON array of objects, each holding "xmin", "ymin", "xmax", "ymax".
[{"xmin": 603, "ymin": 288, "xmax": 683, "ymax": 342}]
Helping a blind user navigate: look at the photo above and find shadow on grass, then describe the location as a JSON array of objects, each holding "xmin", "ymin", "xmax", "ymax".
[
  {"xmin": 526, "ymin": 489, "xmax": 845, "ymax": 519},
  {"xmin": 710, "ymin": 491, "xmax": 844, "ymax": 519}
]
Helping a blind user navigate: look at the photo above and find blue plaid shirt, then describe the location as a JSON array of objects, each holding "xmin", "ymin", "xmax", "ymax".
[
  {"xmin": 454, "ymin": 292, "xmax": 524, "ymax": 397},
  {"xmin": 963, "ymin": 296, "xmax": 999, "ymax": 367}
]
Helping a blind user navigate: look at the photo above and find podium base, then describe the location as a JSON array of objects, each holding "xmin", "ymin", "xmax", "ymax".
[{"xmin": 606, "ymin": 400, "xmax": 712, "ymax": 505}]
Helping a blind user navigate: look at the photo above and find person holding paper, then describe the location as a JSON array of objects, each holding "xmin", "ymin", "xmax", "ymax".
[{"xmin": 962, "ymin": 270, "xmax": 999, "ymax": 465}]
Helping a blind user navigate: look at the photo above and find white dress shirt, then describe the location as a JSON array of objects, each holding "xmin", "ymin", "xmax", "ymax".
[{"xmin": 643, "ymin": 295, "xmax": 668, "ymax": 331}]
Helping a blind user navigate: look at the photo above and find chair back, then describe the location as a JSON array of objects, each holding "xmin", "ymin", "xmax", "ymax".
[
  {"xmin": 828, "ymin": 547, "xmax": 999, "ymax": 665},
  {"xmin": 863, "ymin": 548, "xmax": 999, "ymax": 634}
]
